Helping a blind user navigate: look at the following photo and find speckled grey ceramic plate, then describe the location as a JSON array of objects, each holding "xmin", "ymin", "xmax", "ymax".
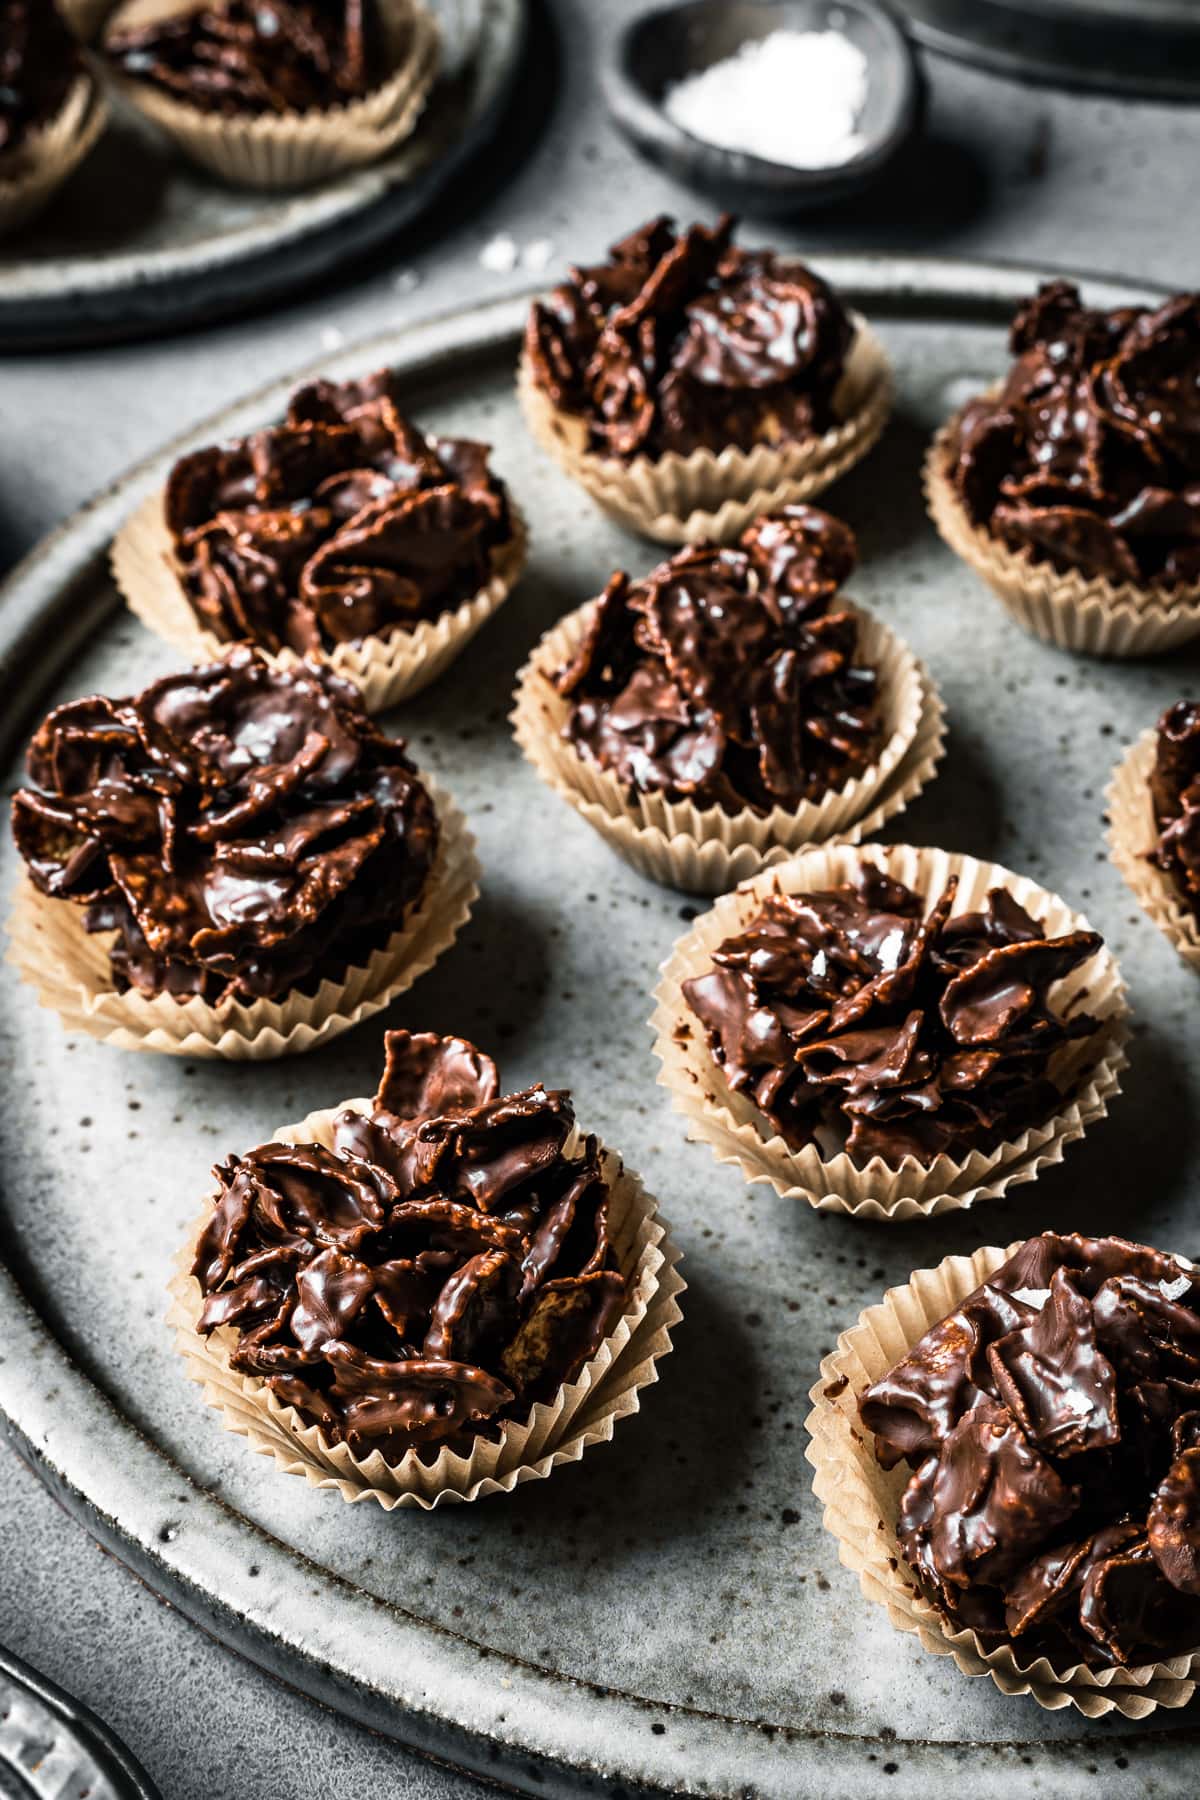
[
  {"xmin": 2, "ymin": 260, "xmax": 1200, "ymax": 1798},
  {"xmin": 0, "ymin": 0, "xmax": 525, "ymax": 351}
]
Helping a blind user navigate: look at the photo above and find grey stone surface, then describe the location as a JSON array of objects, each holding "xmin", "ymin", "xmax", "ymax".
[{"xmin": 2, "ymin": 4, "xmax": 1200, "ymax": 1796}]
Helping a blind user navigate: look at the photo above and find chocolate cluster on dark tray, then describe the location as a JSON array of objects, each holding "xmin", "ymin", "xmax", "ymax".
[
  {"xmin": 950, "ymin": 280, "xmax": 1200, "ymax": 585},
  {"xmin": 193, "ymin": 1030, "xmax": 629, "ymax": 1461},
  {"xmin": 106, "ymin": 0, "xmax": 388, "ymax": 116},
  {"xmin": 1149, "ymin": 700, "xmax": 1200, "ymax": 918},
  {"xmin": 860, "ymin": 1233, "xmax": 1200, "ymax": 1669},
  {"xmin": 683, "ymin": 867, "xmax": 1102, "ymax": 1165},
  {"xmin": 164, "ymin": 369, "xmax": 512, "ymax": 655},
  {"xmin": 556, "ymin": 506, "xmax": 879, "ymax": 815},
  {"xmin": 0, "ymin": 0, "xmax": 79, "ymax": 158},
  {"xmin": 525, "ymin": 214, "xmax": 853, "ymax": 462},
  {"xmin": 10, "ymin": 646, "xmax": 437, "ymax": 1006}
]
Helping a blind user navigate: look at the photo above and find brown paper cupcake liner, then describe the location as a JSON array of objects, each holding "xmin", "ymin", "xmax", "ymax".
[
  {"xmin": 517, "ymin": 315, "xmax": 893, "ymax": 546},
  {"xmin": 5, "ymin": 780, "xmax": 478, "ymax": 1060},
  {"xmin": 805, "ymin": 1243, "xmax": 1200, "ymax": 1715},
  {"xmin": 925, "ymin": 414, "xmax": 1200, "ymax": 658},
  {"xmin": 512, "ymin": 596, "xmax": 945, "ymax": 895},
  {"xmin": 0, "ymin": 73, "xmax": 108, "ymax": 236},
  {"xmin": 168, "ymin": 1112, "xmax": 684, "ymax": 1508},
  {"xmin": 61, "ymin": 0, "xmax": 117, "ymax": 41},
  {"xmin": 112, "ymin": 486, "xmax": 528, "ymax": 711},
  {"xmin": 104, "ymin": 0, "xmax": 438, "ymax": 190},
  {"xmin": 557, "ymin": 684, "xmax": 945, "ymax": 895},
  {"xmin": 1107, "ymin": 728, "xmax": 1200, "ymax": 969},
  {"xmin": 650, "ymin": 842, "xmax": 1129, "ymax": 1220}
]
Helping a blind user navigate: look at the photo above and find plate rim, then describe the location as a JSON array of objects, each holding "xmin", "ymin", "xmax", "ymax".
[
  {"xmin": 904, "ymin": 0, "xmax": 1200, "ymax": 101},
  {"xmin": 0, "ymin": 0, "xmax": 528, "ymax": 350}
]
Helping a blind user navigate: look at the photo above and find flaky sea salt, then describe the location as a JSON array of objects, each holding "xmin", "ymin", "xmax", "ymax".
[
  {"xmin": 479, "ymin": 233, "xmax": 520, "ymax": 273},
  {"xmin": 479, "ymin": 233, "xmax": 557, "ymax": 275},
  {"xmin": 664, "ymin": 27, "xmax": 869, "ymax": 170},
  {"xmin": 521, "ymin": 237, "xmax": 557, "ymax": 273}
]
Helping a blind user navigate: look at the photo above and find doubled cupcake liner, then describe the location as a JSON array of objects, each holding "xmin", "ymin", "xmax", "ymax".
[
  {"xmin": 1107, "ymin": 728, "xmax": 1200, "ymax": 969},
  {"xmin": 5, "ymin": 781, "xmax": 478, "ymax": 1060},
  {"xmin": 805, "ymin": 1243, "xmax": 1200, "ymax": 1716},
  {"xmin": 103, "ymin": 0, "xmax": 438, "ymax": 190},
  {"xmin": 61, "ymin": 0, "xmax": 117, "ymax": 41},
  {"xmin": 112, "ymin": 488, "xmax": 528, "ymax": 712},
  {"xmin": 512, "ymin": 596, "xmax": 945, "ymax": 896},
  {"xmin": 0, "ymin": 72, "xmax": 108, "ymax": 237},
  {"xmin": 168, "ymin": 1115, "xmax": 684, "ymax": 1508},
  {"xmin": 650, "ymin": 842, "xmax": 1129, "ymax": 1221},
  {"xmin": 925, "ymin": 414, "xmax": 1200, "ymax": 659},
  {"xmin": 517, "ymin": 315, "xmax": 893, "ymax": 546}
]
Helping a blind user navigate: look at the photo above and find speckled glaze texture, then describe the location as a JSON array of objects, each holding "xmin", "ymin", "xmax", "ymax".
[{"xmin": 5, "ymin": 278, "xmax": 1200, "ymax": 1795}]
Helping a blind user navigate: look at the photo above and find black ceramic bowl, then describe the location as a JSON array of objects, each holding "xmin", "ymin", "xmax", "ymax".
[{"xmin": 600, "ymin": 0, "xmax": 923, "ymax": 215}]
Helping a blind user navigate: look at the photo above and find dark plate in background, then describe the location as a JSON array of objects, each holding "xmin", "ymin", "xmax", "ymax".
[{"xmin": 901, "ymin": 0, "xmax": 1200, "ymax": 98}]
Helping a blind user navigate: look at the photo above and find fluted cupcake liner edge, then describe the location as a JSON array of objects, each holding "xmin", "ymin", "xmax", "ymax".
[
  {"xmin": 924, "ymin": 418, "xmax": 1200, "ymax": 659},
  {"xmin": 168, "ymin": 1112, "xmax": 684, "ymax": 1508},
  {"xmin": 511, "ymin": 596, "xmax": 945, "ymax": 895},
  {"xmin": 649, "ymin": 842, "xmax": 1129, "ymax": 1220},
  {"xmin": 1106, "ymin": 728, "xmax": 1200, "ymax": 970},
  {"xmin": 112, "ymin": 485, "xmax": 528, "ymax": 712},
  {"xmin": 517, "ymin": 316, "xmax": 893, "ymax": 547},
  {"xmin": 804, "ymin": 1242, "xmax": 1199, "ymax": 1716},
  {"xmin": 102, "ymin": 0, "xmax": 438, "ymax": 190},
  {"xmin": 5, "ymin": 780, "xmax": 479, "ymax": 1059},
  {"xmin": 0, "ymin": 72, "xmax": 108, "ymax": 236}
]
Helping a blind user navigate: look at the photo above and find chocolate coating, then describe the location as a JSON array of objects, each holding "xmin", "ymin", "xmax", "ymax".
[
  {"xmin": 106, "ymin": 0, "xmax": 388, "ymax": 116},
  {"xmin": 903, "ymin": 1398, "xmax": 1080, "ymax": 1593},
  {"xmin": 683, "ymin": 867, "xmax": 1102, "ymax": 1166},
  {"xmin": 1149, "ymin": 1448, "xmax": 1200, "ymax": 1595},
  {"xmin": 193, "ymin": 1031, "xmax": 629, "ymax": 1462},
  {"xmin": 524, "ymin": 215, "xmax": 853, "ymax": 462},
  {"xmin": 557, "ymin": 507, "xmax": 878, "ymax": 815},
  {"xmin": 11, "ymin": 646, "xmax": 437, "ymax": 1006},
  {"xmin": 1149, "ymin": 699, "xmax": 1200, "ymax": 921},
  {"xmin": 164, "ymin": 370, "xmax": 512, "ymax": 654},
  {"xmin": 948, "ymin": 280, "xmax": 1200, "ymax": 585},
  {"xmin": 0, "ymin": 0, "xmax": 79, "ymax": 157},
  {"xmin": 861, "ymin": 1233, "xmax": 1200, "ymax": 1668}
]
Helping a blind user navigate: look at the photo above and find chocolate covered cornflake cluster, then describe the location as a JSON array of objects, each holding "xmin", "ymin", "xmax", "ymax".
[
  {"xmin": 683, "ymin": 866, "xmax": 1103, "ymax": 1165},
  {"xmin": 557, "ymin": 506, "xmax": 880, "ymax": 815},
  {"xmin": 950, "ymin": 280, "xmax": 1200, "ymax": 585},
  {"xmin": 1150, "ymin": 700, "xmax": 1200, "ymax": 919},
  {"xmin": 194, "ymin": 1030, "xmax": 629, "ymax": 1461},
  {"xmin": 0, "ymin": 0, "xmax": 79, "ymax": 158},
  {"xmin": 11, "ymin": 647, "xmax": 437, "ymax": 1006},
  {"xmin": 525, "ymin": 214, "xmax": 853, "ymax": 462},
  {"xmin": 861, "ymin": 1233, "xmax": 1200, "ymax": 1669},
  {"xmin": 165, "ymin": 369, "xmax": 512, "ymax": 654},
  {"xmin": 106, "ymin": 0, "xmax": 388, "ymax": 116}
]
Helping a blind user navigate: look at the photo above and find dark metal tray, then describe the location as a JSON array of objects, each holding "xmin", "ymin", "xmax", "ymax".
[
  {"xmin": 0, "ymin": 0, "xmax": 525, "ymax": 351},
  {"xmin": 1, "ymin": 258, "xmax": 1198, "ymax": 1797},
  {"xmin": 900, "ymin": 0, "xmax": 1200, "ymax": 99}
]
